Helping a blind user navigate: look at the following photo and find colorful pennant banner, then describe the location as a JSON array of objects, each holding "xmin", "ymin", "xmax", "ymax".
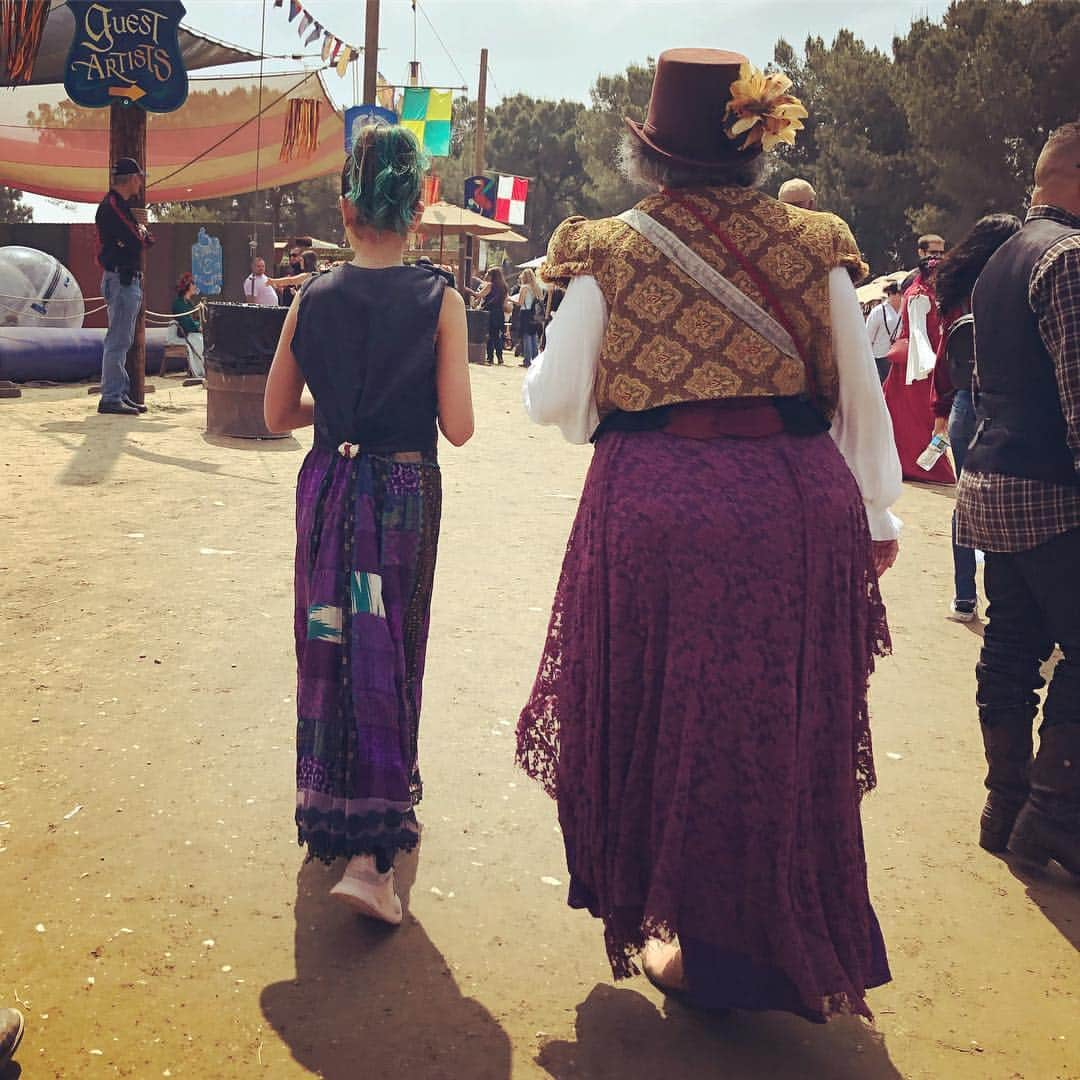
[
  {"xmin": 401, "ymin": 87, "xmax": 453, "ymax": 158},
  {"xmin": 495, "ymin": 175, "xmax": 529, "ymax": 225},
  {"xmin": 273, "ymin": 0, "xmax": 363, "ymax": 79}
]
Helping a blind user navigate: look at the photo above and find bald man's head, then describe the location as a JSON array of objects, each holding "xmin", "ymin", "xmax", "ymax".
[
  {"xmin": 778, "ymin": 178, "xmax": 817, "ymax": 210},
  {"xmin": 1033, "ymin": 120, "xmax": 1080, "ymax": 217}
]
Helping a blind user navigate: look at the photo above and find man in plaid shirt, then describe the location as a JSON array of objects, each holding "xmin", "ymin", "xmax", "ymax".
[{"xmin": 956, "ymin": 121, "xmax": 1080, "ymax": 876}]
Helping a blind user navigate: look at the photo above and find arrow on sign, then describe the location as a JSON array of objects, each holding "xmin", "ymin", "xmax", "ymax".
[{"xmin": 108, "ymin": 85, "xmax": 146, "ymax": 102}]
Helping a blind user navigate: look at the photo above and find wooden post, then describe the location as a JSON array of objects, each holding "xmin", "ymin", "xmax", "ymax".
[
  {"xmin": 362, "ymin": 0, "xmax": 380, "ymax": 105},
  {"xmin": 463, "ymin": 48, "xmax": 489, "ymax": 295},
  {"xmin": 109, "ymin": 101, "xmax": 147, "ymax": 405},
  {"xmin": 475, "ymin": 48, "xmax": 488, "ymax": 177}
]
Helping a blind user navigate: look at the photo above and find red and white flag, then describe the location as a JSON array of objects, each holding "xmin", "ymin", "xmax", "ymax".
[{"xmin": 495, "ymin": 175, "xmax": 528, "ymax": 226}]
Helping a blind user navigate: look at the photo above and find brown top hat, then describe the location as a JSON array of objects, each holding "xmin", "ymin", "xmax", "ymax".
[{"xmin": 625, "ymin": 48, "xmax": 756, "ymax": 169}]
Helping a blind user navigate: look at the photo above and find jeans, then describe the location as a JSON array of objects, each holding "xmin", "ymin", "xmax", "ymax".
[
  {"xmin": 949, "ymin": 390, "xmax": 978, "ymax": 601},
  {"xmin": 101, "ymin": 270, "xmax": 142, "ymax": 403},
  {"xmin": 486, "ymin": 308, "xmax": 503, "ymax": 363},
  {"xmin": 978, "ymin": 527, "xmax": 1080, "ymax": 731},
  {"xmin": 184, "ymin": 332, "xmax": 206, "ymax": 378},
  {"xmin": 522, "ymin": 330, "xmax": 538, "ymax": 365},
  {"xmin": 874, "ymin": 356, "xmax": 891, "ymax": 385}
]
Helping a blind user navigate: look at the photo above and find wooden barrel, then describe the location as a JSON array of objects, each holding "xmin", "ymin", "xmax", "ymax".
[
  {"xmin": 203, "ymin": 301, "xmax": 289, "ymax": 439},
  {"xmin": 466, "ymin": 307, "xmax": 488, "ymax": 365}
]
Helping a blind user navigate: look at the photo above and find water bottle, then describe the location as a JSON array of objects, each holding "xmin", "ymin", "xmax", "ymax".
[{"xmin": 916, "ymin": 433, "xmax": 950, "ymax": 472}]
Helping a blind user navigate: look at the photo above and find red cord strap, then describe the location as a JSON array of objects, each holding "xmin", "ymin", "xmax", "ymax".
[{"xmin": 664, "ymin": 191, "xmax": 817, "ymax": 400}]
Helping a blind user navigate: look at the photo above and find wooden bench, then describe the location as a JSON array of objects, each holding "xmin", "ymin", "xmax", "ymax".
[{"xmin": 160, "ymin": 342, "xmax": 190, "ymax": 378}]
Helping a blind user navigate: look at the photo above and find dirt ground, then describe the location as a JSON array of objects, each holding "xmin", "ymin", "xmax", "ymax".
[{"xmin": 1, "ymin": 369, "xmax": 1078, "ymax": 1080}]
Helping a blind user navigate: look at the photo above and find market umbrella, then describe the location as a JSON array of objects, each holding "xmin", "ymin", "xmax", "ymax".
[
  {"xmin": 419, "ymin": 201, "xmax": 508, "ymax": 264},
  {"xmin": 481, "ymin": 228, "xmax": 528, "ymax": 244},
  {"xmin": 517, "ymin": 255, "xmax": 545, "ymax": 269},
  {"xmin": 419, "ymin": 202, "xmax": 510, "ymax": 287}
]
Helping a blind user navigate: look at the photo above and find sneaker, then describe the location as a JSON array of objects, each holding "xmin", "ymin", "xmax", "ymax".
[
  {"xmin": 949, "ymin": 598, "xmax": 978, "ymax": 622},
  {"xmin": 0, "ymin": 1007, "xmax": 25, "ymax": 1067},
  {"xmin": 329, "ymin": 855, "xmax": 403, "ymax": 925}
]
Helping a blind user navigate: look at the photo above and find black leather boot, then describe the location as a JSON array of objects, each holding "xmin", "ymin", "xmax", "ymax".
[
  {"xmin": 1007, "ymin": 725, "xmax": 1080, "ymax": 876},
  {"xmin": 979, "ymin": 720, "xmax": 1032, "ymax": 852}
]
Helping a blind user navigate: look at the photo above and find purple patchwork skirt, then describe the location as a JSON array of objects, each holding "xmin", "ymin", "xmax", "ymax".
[
  {"xmin": 517, "ymin": 429, "xmax": 892, "ymax": 1021},
  {"xmin": 293, "ymin": 448, "xmax": 441, "ymax": 864}
]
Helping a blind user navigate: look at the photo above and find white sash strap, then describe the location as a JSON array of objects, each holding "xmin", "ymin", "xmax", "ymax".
[{"xmin": 617, "ymin": 208, "xmax": 800, "ymax": 363}]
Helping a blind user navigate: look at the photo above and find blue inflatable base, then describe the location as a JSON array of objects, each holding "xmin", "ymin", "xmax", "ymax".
[{"xmin": 0, "ymin": 327, "xmax": 182, "ymax": 383}]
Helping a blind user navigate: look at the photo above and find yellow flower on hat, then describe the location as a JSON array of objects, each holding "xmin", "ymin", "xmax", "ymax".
[{"xmin": 724, "ymin": 62, "xmax": 808, "ymax": 152}]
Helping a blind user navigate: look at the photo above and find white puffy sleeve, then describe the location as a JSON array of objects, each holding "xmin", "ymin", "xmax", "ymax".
[
  {"xmin": 828, "ymin": 267, "xmax": 904, "ymax": 541},
  {"xmin": 905, "ymin": 292, "xmax": 937, "ymax": 383},
  {"xmin": 522, "ymin": 275, "xmax": 606, "ymax": 444}
]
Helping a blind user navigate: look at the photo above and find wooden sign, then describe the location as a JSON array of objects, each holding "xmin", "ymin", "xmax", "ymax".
[{"xmin": 64, "ymin": 1, "xmax": 188, "ymax": 113}]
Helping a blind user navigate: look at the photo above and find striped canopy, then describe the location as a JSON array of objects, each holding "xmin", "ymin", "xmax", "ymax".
[{"xmin": 0, "ymin": 70, "xmax": 345, "ymax": 204}]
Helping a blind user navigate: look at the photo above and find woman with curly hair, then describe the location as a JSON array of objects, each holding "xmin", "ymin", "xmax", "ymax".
[
  {"xmin": 930, "ymin": 213, "xmax": 1021, "ymax": 621},
  {"xmin": 264, "ymin": 122, "xmax": 473, "ymax": 923},
  {"xmin": 170, "ymin": 272, "xmax": 204, "ymax": 378}
]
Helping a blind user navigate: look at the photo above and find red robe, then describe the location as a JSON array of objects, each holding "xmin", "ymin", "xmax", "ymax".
[{"xmin": 882, "ymin": 275, "xmax": 955, "ymax": 485}]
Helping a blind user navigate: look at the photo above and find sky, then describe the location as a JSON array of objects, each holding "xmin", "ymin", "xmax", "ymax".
[{"xmin": 23, "ymin": 0, "xmax": 949, "ymax": 221}]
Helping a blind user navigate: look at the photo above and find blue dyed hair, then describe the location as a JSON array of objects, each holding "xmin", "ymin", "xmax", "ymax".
[{"xmin": 340, "ymin": 122, "xmax": 429, "ymax": 236}]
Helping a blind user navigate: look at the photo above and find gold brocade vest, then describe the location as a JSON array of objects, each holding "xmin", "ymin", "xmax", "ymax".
[{"xmin": 542, "ymin": 187, "xmax": 868, "ymax": 422}]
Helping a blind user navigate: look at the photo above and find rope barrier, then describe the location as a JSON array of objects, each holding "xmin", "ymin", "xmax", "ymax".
[
  {"xmin": 0, "ymin": 300, "xmax": 109, "ymax": 321},
  {"xmin": 0, "ymin": 290, "xmax": 103, "ymax": 303},
  {"xmin": 0, "ymin": 300, "xmax": 203, "ymax": 323}
]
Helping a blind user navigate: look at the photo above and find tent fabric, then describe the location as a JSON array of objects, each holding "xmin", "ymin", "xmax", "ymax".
[
  {"xmin": 0, "ymin": 71, "xmax": 346, "ymax": 204},
  {"xmin": 0, "ymin": 1, "xmax": 260, "ymax": 86}
]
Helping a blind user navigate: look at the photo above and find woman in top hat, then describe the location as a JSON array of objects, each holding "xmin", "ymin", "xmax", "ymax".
[{"xmin": 516, "ymin": 49, "xmax": 902, "ymax": 1021}]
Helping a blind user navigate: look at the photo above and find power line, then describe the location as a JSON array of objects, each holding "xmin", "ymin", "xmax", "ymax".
[{"xmin": 414, "ymin": 0, "xmax": 469, "ymax": 93}]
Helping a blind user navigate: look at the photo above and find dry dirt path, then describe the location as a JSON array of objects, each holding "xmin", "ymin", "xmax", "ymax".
[{"xmin": 1, "ymin": 371, "xmax": 1078, "ymax": 1080}]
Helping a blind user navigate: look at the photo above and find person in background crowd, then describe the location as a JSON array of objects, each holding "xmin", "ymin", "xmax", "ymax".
[
  {"xmin": 956, "ymin": 121, "xmax": 1080, "ymax": 875},
  {"xmin": 777, "ymin": 177, "xmax": 817, "ymax": 210},
  {"xmin": 171, "ymin": 271, "xmax": 206, "ymax": 380},
  {"xmin": 243, "ymin": 257, "xmax": 279, "ymax": 306},
  {"xmin": 415, "ymin": 255, "xmax": 456, "ymax": 289},
  {"xmin": 900, "ymin": 233, "xmax": 946, "ymax": 292},
  {"xmin": 930, "ymin": 214, "xmax": 1022, "ymax": 621},
  {"xmin": 268, "ymin": 250, "xmax": 320, "ymax": 293},
  {"xmin": 513, "ymin": 268, "xmax": 546, "ymax": 369},
  {"xmin": 264, "ymin": 121, "xmax": 473, "ymax": 924},
  {"xmin": 95, "ymin": 156, "xmax": 154, "ymax": 416},
  {"xmin": 468, "ymin": 267, "xmax": 508, "ymax": 364},
  {"xmin": 517, "ymin": 47, "xmax": 902, "ymax": 1022},
  {"xmin": 882, "ymin": 239, "xmax": 955, "ymax": 483},
  {"xmin": 279, "ymin": 246, "xmax": 304, "ymax": 306},
  {"xmin": 866, "ymin": 281, "xmax": 903, "ymax": 384},
  {"xmin": 0, "ymin": 1006, "xmax": 24, "ymax": 1070}
]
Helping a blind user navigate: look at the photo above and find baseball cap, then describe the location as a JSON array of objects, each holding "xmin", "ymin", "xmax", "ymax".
[{"xmin": 112, "ymin": 157, "xmax": 144, "ymax": 177}]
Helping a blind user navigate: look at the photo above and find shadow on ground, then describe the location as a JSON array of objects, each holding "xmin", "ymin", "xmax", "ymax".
[
  {"xmin": 1008, "ymin": 860, "xmax": 1080, "ymax": 952},
  {"xmin": 261, "ymin": 847, "xmax": 512, "ymax": 1080},
  {"xmin": 536, "ymin": 984, "xmax": 902, "ymax": 1080}
]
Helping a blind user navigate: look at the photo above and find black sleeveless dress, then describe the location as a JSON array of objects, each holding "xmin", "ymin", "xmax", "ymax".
[{"xmin": 289, "ymin": 263, "xmax": 445, "ymax": 864}]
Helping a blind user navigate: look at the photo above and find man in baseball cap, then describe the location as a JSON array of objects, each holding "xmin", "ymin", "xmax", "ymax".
[{"xmin": 94, "ymin": 158, "xmax": 154, "ymax": 415}]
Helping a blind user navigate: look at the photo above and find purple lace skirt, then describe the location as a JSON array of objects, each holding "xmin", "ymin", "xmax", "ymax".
[
  {"xmin": 517, "ymin": 429, "xmax": 892, "ymax": 1021},
  {"xmin": 293, "ymin": 448, "xmax": 441, "ymax": 864}
]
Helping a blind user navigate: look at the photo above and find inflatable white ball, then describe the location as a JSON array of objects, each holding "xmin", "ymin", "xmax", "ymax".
[{"xmin": 0, "ymin": 246, "xmax": 85, "ymax": 329}]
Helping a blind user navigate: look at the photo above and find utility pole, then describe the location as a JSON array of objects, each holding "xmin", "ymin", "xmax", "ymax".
[
  {"xmin": 475, "ymin": 48, "xmax": 487, "ymax": 177},
  {"xmin": 463, "ymin": 48, "xmax": 489, "ymax": 292},
  {"xmin": 362, "ymin": 0, "xmax": 380, "ymax": 105},
  {"xmin": 109, "ymin": 101, "xmax": 147, "ymax": 405}
]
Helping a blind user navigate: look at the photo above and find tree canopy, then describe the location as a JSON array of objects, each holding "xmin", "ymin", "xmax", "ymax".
[{"xmin": 63, "ymin": 0, "xmax": 1076, "ymax": 274}]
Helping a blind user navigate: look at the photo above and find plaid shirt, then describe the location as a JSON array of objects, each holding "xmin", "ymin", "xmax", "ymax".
[{"xmin": 956, "ymin": 205, "xmax": 1080, "ymax": 552}]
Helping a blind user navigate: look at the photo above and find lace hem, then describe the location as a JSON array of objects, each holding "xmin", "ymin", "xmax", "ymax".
[{"xmin": 296, "ymin": 807, "xmax": 420, "ymax": 865}]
